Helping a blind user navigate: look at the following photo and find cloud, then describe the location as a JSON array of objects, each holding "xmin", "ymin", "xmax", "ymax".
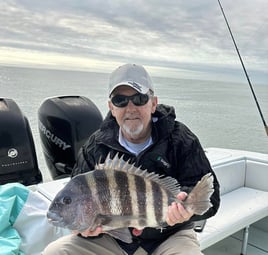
[{"xmin": 0, "ymin": 0, "xmax": 267, "ymax": 83}]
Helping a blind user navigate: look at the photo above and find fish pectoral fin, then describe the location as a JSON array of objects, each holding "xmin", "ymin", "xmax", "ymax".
[
  {"xmin": 107, "ymin": 228, "xmax": 133, "ymax": 243},
  {"xmin": 95, "ymin": 214, "xmax": 113, "ymax": 225}
]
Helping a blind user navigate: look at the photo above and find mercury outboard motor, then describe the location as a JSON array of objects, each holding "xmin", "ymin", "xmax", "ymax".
[
  {"xmin": 0, "ymin": 98, "xmax": 43, "ymax": 185},
  {"xmin": 38, "ymin": 96, "xmax": 103, "ymax": 179}
]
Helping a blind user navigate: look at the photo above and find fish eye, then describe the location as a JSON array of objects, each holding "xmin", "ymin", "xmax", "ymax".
[{"xmin": 62, "ymin": 196, "xmax": 72, "ymax": 205}]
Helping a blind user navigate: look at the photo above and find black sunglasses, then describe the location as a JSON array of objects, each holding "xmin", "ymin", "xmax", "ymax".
[{"xmin": 111, "ymin": 93, "xmax": 150, "ymax": 107}]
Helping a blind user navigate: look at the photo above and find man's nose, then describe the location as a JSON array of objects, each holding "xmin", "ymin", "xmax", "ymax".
[{"xmin": 125, "ymin": 100, "xmax": 136, "ymax": 110}]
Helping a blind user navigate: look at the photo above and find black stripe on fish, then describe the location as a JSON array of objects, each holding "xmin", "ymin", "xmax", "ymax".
[
  {"xmin": 114, "ymin": 170, "xmax": 133, "ymax": 215},
  {"xmin": 152, "ymin": 181, "xmax": 163, "ymax": 224},
  {"xmin": 74, "ymin": 173, "xmax": 93, "ymax": 195},
  {"xmin": 135, "ymin": 174, "xmax": 147, "ymax": 226},
  {"xmin": 93, "ymin": 170, "xmax": 112, "ymax": 214}
]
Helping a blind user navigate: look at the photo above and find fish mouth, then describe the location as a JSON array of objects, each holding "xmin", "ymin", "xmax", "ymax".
[
  {"xmin": 47, "ymin": 211, "xmax": 65, "ymax": 227},
  {"xmin": 47, "ymin": 211, "xmax": 80, "ymax": 230}
]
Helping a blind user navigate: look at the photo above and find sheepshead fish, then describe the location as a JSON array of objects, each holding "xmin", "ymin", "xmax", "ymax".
[{"xmin": 47, "ymin": 153, "xmax": 214, "ymax": 243}]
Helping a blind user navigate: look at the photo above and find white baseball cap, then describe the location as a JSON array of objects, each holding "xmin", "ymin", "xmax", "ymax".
[{"xmin": 109, "ymin": 63, "xmax": 154, "ymax": 96}]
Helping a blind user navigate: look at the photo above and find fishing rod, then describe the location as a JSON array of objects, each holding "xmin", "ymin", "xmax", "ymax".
[{"xmin": 217, "ymin": 0, "xmax": 268, "ymax": 136}]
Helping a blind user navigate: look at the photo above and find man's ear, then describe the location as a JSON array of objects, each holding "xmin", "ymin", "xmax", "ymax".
[{"xmin": 151, "ymin": 96, "xmax": 158, "ymax": 113}]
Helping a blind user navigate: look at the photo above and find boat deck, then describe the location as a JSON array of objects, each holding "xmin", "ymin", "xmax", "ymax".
[{"xmin": 204, "ymin": 225, "xmax": 268, "ymax": 255}]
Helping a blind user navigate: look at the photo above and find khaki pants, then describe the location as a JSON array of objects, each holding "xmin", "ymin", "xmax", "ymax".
[{"xmin": 43, "ymin": 229, "xmax": 203, "ymax": 255}]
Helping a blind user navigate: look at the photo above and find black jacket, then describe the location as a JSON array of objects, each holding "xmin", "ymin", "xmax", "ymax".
[{"xmin": 72, "ymin": 104, "xmax": 220, "ymax": 254}]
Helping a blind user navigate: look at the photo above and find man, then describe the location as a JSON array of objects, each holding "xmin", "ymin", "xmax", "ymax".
[{"xmin": 43, "ymin": 63, "xmax": 220, "ymax": 255}]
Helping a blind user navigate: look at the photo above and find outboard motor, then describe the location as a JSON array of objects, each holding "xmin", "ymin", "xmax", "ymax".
[
  {"xmin": 0, "ymin": 98, "xmax": 43, "ymax": 185},
  {"xmin": 38, "ymin": 96, "xmax": 103, "ymax": 179}
]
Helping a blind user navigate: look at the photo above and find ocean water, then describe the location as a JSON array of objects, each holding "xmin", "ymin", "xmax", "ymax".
[{"xmin": 1, "ymin": 65, "xmax": 267, "ymax": 182}]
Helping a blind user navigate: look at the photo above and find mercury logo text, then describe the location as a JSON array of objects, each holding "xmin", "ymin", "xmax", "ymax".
[{"xmin": 39, "ymin": 121, "xmax": 71, "ymax": 150}]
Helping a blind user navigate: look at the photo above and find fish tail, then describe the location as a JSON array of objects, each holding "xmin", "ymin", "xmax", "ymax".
[{"xmin": 183, "ymin": 173, "xmax": 214, "ymax": 215}]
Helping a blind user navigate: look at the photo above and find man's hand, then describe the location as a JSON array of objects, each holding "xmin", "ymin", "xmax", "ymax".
[
  {"xmin": 166, "ymin": 192, "xmax": 194, "ymax": 226},
  {"xmin": 73, "ymin": 226, "xmax": 103, "ymax": 237}
]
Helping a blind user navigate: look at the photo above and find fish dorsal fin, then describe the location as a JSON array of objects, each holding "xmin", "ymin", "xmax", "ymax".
[{"xmin": 95, "ymin": 153, "xmax": 181, "ymax": 197}]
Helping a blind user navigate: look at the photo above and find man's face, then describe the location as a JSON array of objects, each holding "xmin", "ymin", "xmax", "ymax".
[{"xmin": 108, "ymin": 86, "xmax": 158, "ymax": 143}]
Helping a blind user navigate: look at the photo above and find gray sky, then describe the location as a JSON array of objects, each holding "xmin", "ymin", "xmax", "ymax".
[{"xmin": 0, "ymin": 0, "xmax": 267, "ymax": 83}]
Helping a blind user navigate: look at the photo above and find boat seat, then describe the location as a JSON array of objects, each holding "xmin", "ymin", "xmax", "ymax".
[
  {"xmin": 197, "ymin": 156, "xmax": 268, "ymax": 254},
  {"xmin": 197, "ymin": 187, "xmax": 268, "ymax": 250}
]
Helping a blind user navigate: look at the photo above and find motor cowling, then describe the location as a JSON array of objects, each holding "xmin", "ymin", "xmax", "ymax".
[
  {"xmin": 38, "ymin": 96, "xmax": 103, "ymax": 179},
  {"xmin": 0, "ymin": 98, "xmax": 43, "ymax": 185}
]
